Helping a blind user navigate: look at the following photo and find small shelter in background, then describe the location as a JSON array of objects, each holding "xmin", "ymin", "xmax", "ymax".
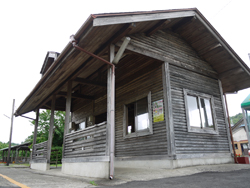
[
  {"xmin": 0, "ymin": 142, "xmax": 31, "ymax": 164},
  {"xmin": 241, "ymin": 94, "xmax": 250, "ymax": 151},
  {"xmin": 232, "ymin": 118, "xmax": 249, "ymax": 156},
  {"xmin": 14, "ymin": 8, "xmax": 250, "ymax": 179}
]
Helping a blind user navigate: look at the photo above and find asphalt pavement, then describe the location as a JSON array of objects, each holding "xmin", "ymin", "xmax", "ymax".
[
  {"xmin": 100, "ymin": 169, "xmax": 250, "ymax": 188},
  {"xmin": 0, "ymin": 163, "xmax": 250, "ymax": 187}
]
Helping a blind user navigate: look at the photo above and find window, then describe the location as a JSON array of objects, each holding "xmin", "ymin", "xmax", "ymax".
[
  {"xmin": 234, "ymin": 144, "xmax": 238, "ymax": 150},
  {"xmin": 123, "ymin": 92, "xmax": 153, "ymax": 138},
  {"xmin": 184, "ymin": 89, "xmax": 218, "ymax": 134},
  {"xmin": 79, "ymin": 121, "xmax": 86, "ymax": 130},
  {"xmin": 95, "ymin": 112, "xmax": 107, "ymax": 124}
]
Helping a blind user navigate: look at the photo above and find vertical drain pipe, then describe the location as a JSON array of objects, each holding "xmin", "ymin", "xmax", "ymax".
[
  {"xmin": 224, "ymin": 94, "xmax": 238, "ymax": 163},
  {"xmin": 70, "ymin": 35, "xmax": 115, "ymax": 179}
]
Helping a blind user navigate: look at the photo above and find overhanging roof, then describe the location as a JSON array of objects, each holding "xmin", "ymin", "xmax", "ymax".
[
  {"xmin": 241, "ymin": 94, "xmax": 250, "ymax": 109},
  {"xmin": 0, "ymin": 142, "xmax": 31, "ymax": 152},
  {"xmin": 15, "ymin": 8, "xmax": 250, "ymax": 116}
]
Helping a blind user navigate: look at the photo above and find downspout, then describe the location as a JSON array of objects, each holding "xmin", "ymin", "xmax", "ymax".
[
  {"xmin": 224, "ymin": 94, "xmax": 238, "ymax": 163},
  {"xmin": 70, "ymin": 35, "xmax": 115, "ymax": 179},
  {"xmin": 70, "ymin": 35, "xmax": 115, "ymax": 73}
]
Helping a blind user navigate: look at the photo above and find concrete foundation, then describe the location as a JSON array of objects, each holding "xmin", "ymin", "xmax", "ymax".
[
  {"xmin": 30, "ymin": 163, "xmax": 50, "ymax": 171},
  {"xmin": 115, "ymin": 154, "xmax": 234, "ymax": 169},
  {"xmin": 62, "ymin": 161, "xmax": 109, "ymax": 179},
  {"xmin": 115, "ymin": 159, "xmax": 173, "ymax": 169},
  {"xmin": 173, "ymin": 156, "xmax": 234, "ymax": 168}
]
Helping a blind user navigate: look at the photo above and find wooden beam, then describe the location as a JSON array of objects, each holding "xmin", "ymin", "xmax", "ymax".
[
  {"xmin": 93, "ymin": 11, "xmax": 195, "ymax": 26},
  {"xmin": 74, "ymin": 77, "xmax": 106, "ymax": 88},
  {"xmin": 218, "ymin": 80, "xmax": 233, "ymax": 154},
  {"xmin": 195, "ymin": 13, "xmax": 250, "ymax": 77},
  {"xmin": 107, "ymin": 44, "xmax": 115, "ymax": 179},
  {"xmin": 63, "ymin": 81, "xmax": 72, "ymax": 158},
  {"xmin": 171, "ymin": 16, "xmax": 195, "ymax": 31},
  {"xmin": 146, "ymin": 19, "xmax": 171, "ymax": 37},
  {"xmin": 116, "ymin": 40, "xmax": 218, "ymax": 79},
  {"xmin": 198, "ymin": 43, "xmax": 222, "ymax": 56},
  {"xmin": 58, "ymin": 91, "xmax": 94, "ymax": 100},
  {"xmin": 162, "ymin": 62, "xmax": 176, "ymax": 157},
  {"xmin": 218, "ymin": 67, "xmax": 243, "ymax": 80},
  {"xmin": 36, "ymin": 23, "xmax": 134, "ymax": 111},
  {"xmin": 32, "ymin": 109, "xmax": 39, "ymax": 151},
  {"xmin": 47, "ymin": 95, "xmax": 55, "ymax": 164}
]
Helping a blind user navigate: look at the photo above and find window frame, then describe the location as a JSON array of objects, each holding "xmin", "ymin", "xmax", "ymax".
[
  {"xmin": 183, "ymin": 89, "xmax": 218, "ymax": 134},
  {"xmin": 123, "ymin": 92, "xmax": 153, "ymax": 138}
]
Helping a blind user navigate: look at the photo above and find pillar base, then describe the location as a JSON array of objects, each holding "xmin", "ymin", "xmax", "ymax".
[{"xmin": 30, "ymin": 159, "xmax": 49, "ymax": 171}]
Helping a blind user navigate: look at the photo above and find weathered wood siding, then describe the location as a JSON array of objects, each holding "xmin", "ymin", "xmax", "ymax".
[
  {"xmin": 170, "ymin": 65, "xmax": 230, "ymax": 154},
  {"xmin": 71, "ymin": 28, "xmax": 230, "ymax": 158},
  {"xmin": 115, "ymin": 66, "xmax": 168, "ymax": 157},
  {"xmin": 32, "ymin": 141, "xmax": 48, "ymax": 159},
  {"xmin": 64, "ymin": 122, "xmax": 106, "ymax": 158},
  {"xmin": 129, "ymin": 29, "xmax": 230, "ymax": 155}
]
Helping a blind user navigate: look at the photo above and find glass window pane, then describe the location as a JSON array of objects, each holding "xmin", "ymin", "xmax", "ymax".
[
  {"xmin": 137, "ymin": 97, "xmax": 148, "ymax": 115},
  {"xmin": 79, "ymin": 121, "xmax": 86, "ymax": 130},
  {"xmin": 127, "ymin": 103, "xmax": 135, "ymax": 134},
  {"xmin": 199, "ymin": 98, "xmax": 214, "ymax": 128},
  {"xmin": 137, "ymin": 113, "xmax": 149, "ymax": 130},
  {"xmin": 187, "ymin": 95, "xmax": 201, "ymax": 128}
]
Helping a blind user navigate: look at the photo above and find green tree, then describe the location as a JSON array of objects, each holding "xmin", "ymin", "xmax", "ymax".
[
  {"xmin": 230, "ymin": 113, "xmax": 243, "ymax": 125},
  {"xmin": 24, "ymin": 110, "xmax": 65, "ymax": 163},
  {"xmin": 24, "ymin": 110, "xmax": 65, "ymax": 147},
  {"xmin": 0, "ymin": 142, "xmax": 19, "ymax": 160}
]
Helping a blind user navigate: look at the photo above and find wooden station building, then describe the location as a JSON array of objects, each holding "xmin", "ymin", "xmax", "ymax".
[{"xmin": 15, "ymin": 8, "xmax": 250, "ymax": 179}]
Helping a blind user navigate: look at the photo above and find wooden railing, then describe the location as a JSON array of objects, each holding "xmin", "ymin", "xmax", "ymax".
[
  {"xmin": 64, "ymin": 122, "xmax": 107, "ymax": 158},
  {"xmin": 15, "ymin": 157, "xmax": 30, "ymax": 164},
  {"xmin": 32, "ymin": 141, "xmax": 48, "ymax": 160},
  {"xmin": 2, "ymin": 156, "xmax": 30, "ymax": 163}
]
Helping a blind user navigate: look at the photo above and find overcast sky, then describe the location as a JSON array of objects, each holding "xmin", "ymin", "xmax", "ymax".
[{"xmin": 0, "ymin": 0, "xmax": 249, "ymax": 144}]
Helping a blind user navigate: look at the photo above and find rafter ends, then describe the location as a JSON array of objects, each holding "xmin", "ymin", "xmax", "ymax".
[
  {"xmin": 146, "ymin": 19, "xmax": 171, "ymax": 37},
  {"xmin": 58, "ymin": 91, "xmax": 94, "ymax": 100},
  {"xmin": 74, "ymin": 77, "xmax": 106, "ymax": 87},
  {"xmin": 199, "ymin": 43, "xmax": 222, "ymax": 56}
]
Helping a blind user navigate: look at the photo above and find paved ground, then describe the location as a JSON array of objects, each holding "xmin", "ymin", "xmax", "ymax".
[
  {"xmin": 101, "ymin": 169, "xmax": 250, "ymax": 188},
  {"xmin": 0, "ymin": 163, "xmax": 250, "ymax": 187},
  {"xmin": 0, "ymin": 166, "xmax": 91, "ymax": 188}
]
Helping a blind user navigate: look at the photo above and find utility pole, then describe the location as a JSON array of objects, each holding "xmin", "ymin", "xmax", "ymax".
[{"xmin": 7, "ymin": 99, "xmax": 15, "ymax": 166}]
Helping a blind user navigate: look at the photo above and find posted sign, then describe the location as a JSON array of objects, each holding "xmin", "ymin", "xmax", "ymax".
[{"xmin": 153, "ymin": 99, "xmax": 164, "ymax": 122}]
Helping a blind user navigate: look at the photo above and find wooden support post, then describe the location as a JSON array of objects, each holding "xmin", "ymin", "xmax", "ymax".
[
  {"xmin": 11, "ymin": 151, "xmax": 14, "ymax": 163},
  {"xmin": 106, "ymin": 44, "xmax": 115, "ymax": 179},
  {"xmin": 218, "ymin": 81, "xmax": 233, "ymax": 154},
  {"xmin": 162, "ymin": 62, "xmax": 176, "ymax": 157},
  {"xmin": 63, "ymin": 81, "xmax": 72, "ymax": 158},
  {"xmin": 16, "ymin": 149, "xmax": 19, "ymax": 163},
  {"xmin": 21, "ymin": 150, "xmax": 23, "ymax": 162},
  {"xmin": 7, "ymin": 99, "xmax": 15, "ymax": 166},
  {"xmin": 56, "ymin": 150, "xmax": 58, "ymax": 168},
  {"xmin": 224, "ymin": 94, "xmax": 237, "ymax": 163},
  {"xmin": 14, "ymin": 150, "xmax": 16, "ymax": 162},
  {"xmin": 32, "ymin": 109, "xmax": 40, "ymax": 158},
  {"xmin": 47, "ymin": 95, "xmax": 56, "ymax": 165},
  {"xmin": 25, "ymin": 151, "xmax": 27, "ymax": 162}
]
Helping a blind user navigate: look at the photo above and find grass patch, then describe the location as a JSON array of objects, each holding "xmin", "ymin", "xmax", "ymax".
[
  {"xmin": 1, "ymin": 163, "xmax": 30, "ymax": 167},
  {"xmin": 89, "ymin": 181, "xmax": 98, "ymax": 186},
  {"xmin": 50, "ymin": 164, "xmax": 62, "ymax": 167}
]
